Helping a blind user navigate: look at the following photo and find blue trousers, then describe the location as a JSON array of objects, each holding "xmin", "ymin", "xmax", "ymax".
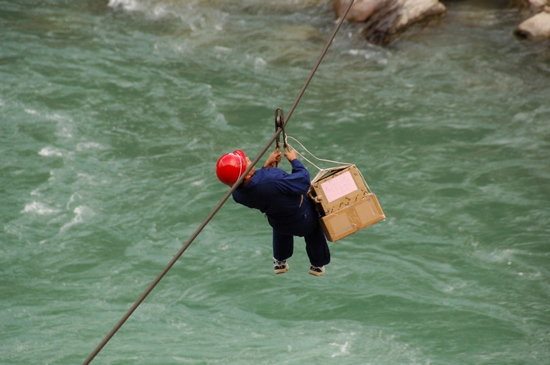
[{"xmin": 269, "ymin": 202, "xmax": 331, "ymax": 267}]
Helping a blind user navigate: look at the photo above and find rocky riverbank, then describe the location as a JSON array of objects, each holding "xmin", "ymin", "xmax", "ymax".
[{"xmin": 333, "ymin": 0, "xmax": 550, "ymax": 44}]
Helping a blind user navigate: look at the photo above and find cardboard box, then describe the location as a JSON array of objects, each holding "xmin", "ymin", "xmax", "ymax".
[
  {"xmin": 309, "ymin": 165, "xmax": 385, "ymax": 242},
  {"xmin": 319, "ymin": 193, "xmax": 385, "ymax": 242}
]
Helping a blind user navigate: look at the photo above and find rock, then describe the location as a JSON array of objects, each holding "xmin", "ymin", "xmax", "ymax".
[
  {"xmin": 514, "ymin": 10, "xmax": 550, "ymax": 39},
  {"xmin": 334, "ymin": 0, "xmax": 396, "ymax": 22},
  {"xmin": 510, "ymin": 0, "xmax": 547, "ymax": 11},
  {"xmin": 334, "ymin": 0, "xmax": 446, "ymax": 45},
  {"xmin": 528, "ymin": 0, "xmax": 549, "ymax": 11}
]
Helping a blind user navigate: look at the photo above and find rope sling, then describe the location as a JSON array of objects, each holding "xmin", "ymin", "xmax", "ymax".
[
  {"xmin": 83, "ymin": 1, "xmax": 356, "ymax": 363},
  {"xmin": 286, "ymin": 135, "xmax": 376, "ymax": 194}
]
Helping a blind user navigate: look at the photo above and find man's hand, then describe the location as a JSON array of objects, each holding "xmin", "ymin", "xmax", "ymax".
[
  {"xmin": 264, "ymin": 150, "xmax": 282, "ymax": 168},
  {"xmin": 284, "ymin": 148, "xmax": 297, "ymax": 162}
]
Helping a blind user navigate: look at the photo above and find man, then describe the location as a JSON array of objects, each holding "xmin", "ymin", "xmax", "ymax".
[{"xmin": 216, "ymin": 148, "xmax": 331, "ymax": 276}]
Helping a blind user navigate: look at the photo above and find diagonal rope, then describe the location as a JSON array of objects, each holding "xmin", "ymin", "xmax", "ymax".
[
  {"xmin": 83, "ymin": 1, "xmax": 355, "ymax": 363},
  {"xmin": 280, "ymin": 1, "xmax": 354, "ymax": 130}
]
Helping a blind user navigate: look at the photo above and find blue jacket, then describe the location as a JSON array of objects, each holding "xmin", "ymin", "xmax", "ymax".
[{"xmin": 232, "ymin": 159, "xmax": 312, "ymax": 227}]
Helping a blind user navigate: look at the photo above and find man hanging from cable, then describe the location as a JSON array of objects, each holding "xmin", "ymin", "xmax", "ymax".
[{"xmin": 215, "ymin": 145, "xmax": 331, "ymax": 276}]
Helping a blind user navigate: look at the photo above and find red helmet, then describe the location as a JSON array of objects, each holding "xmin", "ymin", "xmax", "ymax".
[{"xmin": 216, "ymin": 150, "xmax": 247, "ymax": 186}]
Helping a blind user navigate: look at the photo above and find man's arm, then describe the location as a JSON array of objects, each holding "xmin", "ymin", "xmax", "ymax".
[{"xmin": 276, "ymin": 148, "xmax": 311, "ymax": 195}]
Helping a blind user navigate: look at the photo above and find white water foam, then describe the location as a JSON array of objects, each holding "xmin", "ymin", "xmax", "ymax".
[
  {"xmin": 60, "ymin": 205, "xmax": 94, "ymax": 232},
  {"xmin": 108, "ymin": 0, "xmax": 140, "ymax": 11},
  {"xmin": 76, "ymin": 142, "xmax": 108, "ymax": 151},
  {"xmin": 46, "ymin": 113, "xmax": 75, "ymax": 139},
  {"xmin": 22, "ymin": 201, "xmax": 58, "ymax": 215},
  {"xmin": 38, "ymin": 146, "xmax": 63, "ymax": 158}
]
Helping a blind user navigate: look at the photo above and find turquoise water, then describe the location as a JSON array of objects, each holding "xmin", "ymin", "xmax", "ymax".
[{"xmin": 1, "ymin": 0, "xmax": 549, "ymax": 364}]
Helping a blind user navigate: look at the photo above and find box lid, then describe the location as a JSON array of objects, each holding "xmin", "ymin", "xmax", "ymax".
[{"xmin": 309, "ymin": 164, "xmax": 371, "ymax": 214}]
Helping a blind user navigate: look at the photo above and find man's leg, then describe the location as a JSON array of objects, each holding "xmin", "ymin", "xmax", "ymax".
[
  {"xmin": 272, "ymin": 230, "xmax": 293, "ymax": 274},
  {"xmin": 304, "ymin": 222, "xmax": 331, "ymax": 268},
  {"xmin": 273, "ymin": 229, "xmax": 294, "ymax": 261}
]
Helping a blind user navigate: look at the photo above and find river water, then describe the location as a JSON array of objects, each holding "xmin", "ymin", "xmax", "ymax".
[{"xmin": 1, "ymin": 0, "xmax": 549, "ymax": 364}]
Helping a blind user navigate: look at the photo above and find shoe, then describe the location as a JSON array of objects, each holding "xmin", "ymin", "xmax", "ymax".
[
  {"xmin": 309, "ymin": 265, "xmax": 325, "ymax": 276},
  {"xmin": 273, "ymin": 258, "xmax": 289, "ymax": 274}
]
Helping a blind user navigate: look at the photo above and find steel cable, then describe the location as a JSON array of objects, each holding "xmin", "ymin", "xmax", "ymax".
[{"xmin": 83, "ymin": 1, "xmax": 355, "ymax": 363}]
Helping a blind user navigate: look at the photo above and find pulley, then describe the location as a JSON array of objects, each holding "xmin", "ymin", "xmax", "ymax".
[{"xmin": 274, "ymin": 107, "xmax": 288, "ymax": 151}]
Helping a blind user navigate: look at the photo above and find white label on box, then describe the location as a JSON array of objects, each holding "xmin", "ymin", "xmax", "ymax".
[{"xmin": 320, "ymin": 171, "xmax": 358, "ymax": 203}]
